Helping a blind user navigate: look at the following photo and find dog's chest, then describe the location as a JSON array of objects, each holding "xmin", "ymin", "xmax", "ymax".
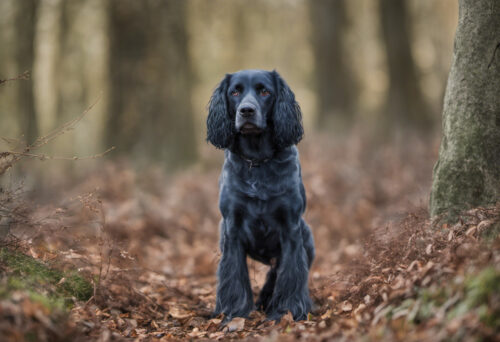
[{"xmin": 236, "ymin": 166, "xmax": 288, "ymax": 200}]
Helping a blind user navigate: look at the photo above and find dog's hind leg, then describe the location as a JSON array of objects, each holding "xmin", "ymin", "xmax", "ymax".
[{"xmin": 256, "ymin": 261, "xmax": 279, "ymax": 311}]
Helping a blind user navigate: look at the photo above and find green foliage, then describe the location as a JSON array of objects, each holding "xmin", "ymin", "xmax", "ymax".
[
  {"xmin": 463, "ymin": 268, "xmax": 500, "ymax": 328},
  {"xmin": 465, "ymin": 268, "xmax": 500, "ymax": 307},
  {"xmin": 405, "ymin": 268, "xmax": 500, "ymax": 330},
  {"xmin": 0, "ymin": 248, "xmax": 92, "ymax": 310}
]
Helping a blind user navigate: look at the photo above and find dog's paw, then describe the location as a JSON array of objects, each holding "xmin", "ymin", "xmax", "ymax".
[
  {"xmin": 265, "ymin": 312, "xmax": 283, "ymax": 322},
  {"xmin": 266, "ymin": 306, "xmax": 309, "ymax": 322}
]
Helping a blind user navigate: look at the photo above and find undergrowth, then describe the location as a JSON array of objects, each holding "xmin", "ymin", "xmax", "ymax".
[{"xmin": 0, "ymin": 248, "xmax": 92, "ymax": 306}]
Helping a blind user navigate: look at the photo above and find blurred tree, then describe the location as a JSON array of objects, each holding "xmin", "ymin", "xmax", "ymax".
[
  {"xmin": 107, "ymin": 0, "xmax": 197, "ymax": 169},
  {"xmin": 0, "ymin": 0, "xmax": 38, "ymax": 144},
  {"xmin": 33, "ymin": 0, "xmax": 108, "ymax": 161},
  {"xmin": 309, "ymin": 0, "xmax": 357, "ymax": 131},
  {"xmin": 14, "ymin": 0, "xmax": 38, "ymax": 144},
  {"xmin": 379, "ymin": 0, "xmax": 432, "ymax": 130},
  {"xmin": 430, "ymin": 0, "xmax": 500, "ymax": 218}
]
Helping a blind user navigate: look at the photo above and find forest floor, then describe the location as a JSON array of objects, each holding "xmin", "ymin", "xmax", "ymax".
[{"xmin": 1, "ymin": 133, "xmax": 499, "ymax": 341}]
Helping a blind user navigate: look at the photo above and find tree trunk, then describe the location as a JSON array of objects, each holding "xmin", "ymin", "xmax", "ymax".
[
  {"xmin": 430, "ymin": 0, "xmax": 500, "ymax": 218},
  {"xmin": 107, "ymin": 0, "xmax": 197, "ymax": 169},
  {"xmin": 379, "ymin": 0, "xmax": 432, "ymax": 130},
  {"xmin": 34, "ymin": 0, "xmax": 109, "ymax": 158},
  {"xmin": 0, "ymin": 0, "xmax": 38, "ymax": 144},
  {"xmin": 309, "ymin": 0, "xmax": 357, "ymax": 131},
  {"xmin": 15, "ymin": 0, "xmax": 38, "ymax": 144}
]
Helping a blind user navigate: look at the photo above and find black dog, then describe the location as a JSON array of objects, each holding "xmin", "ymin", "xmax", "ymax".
[{"xmin": 207, "ymin": 70, "xmax": 315, "ymax": 321}]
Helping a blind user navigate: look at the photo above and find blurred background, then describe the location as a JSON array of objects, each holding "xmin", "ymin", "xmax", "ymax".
[{"xmin": 0, "ymin": 0, "xmax": 457, "ymax": 183}]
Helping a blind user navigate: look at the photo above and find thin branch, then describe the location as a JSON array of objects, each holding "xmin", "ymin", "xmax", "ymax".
[
  {"xmin": 0, "ymin": 70, "xmax": 30, "ymax": 86},
  {"xmin": 29, "ymin": 92, "xmax": 103, "ymax": 150},
  {"xmin": 7, "ymin": 146, "xmax": 116, "ymax": 161},
  {"xmin": 0, "ymin": 93, "xmax": 112, "ymax": 176}
]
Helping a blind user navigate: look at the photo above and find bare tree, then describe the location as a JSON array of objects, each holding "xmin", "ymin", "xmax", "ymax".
[
  {"xmin": 107, "ymin": 0, "xmax": 197, "ymax": 169},
  {"xmin": 0, "ymin": 0, "xmax": 38, "ymax": 144},
  {"xmin": 379, "ymin": 0, "xmax": 432, "ymax": 130},
  {"xmin": 309, "ymin": 0, "xmax": 357, "ymax": 130},
  {"xmin": 430, "ymin": 0, "xmax": 500, "ymax": 218}
]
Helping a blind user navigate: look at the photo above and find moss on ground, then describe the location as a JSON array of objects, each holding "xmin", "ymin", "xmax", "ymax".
[
  {"xmin": 462, "ymin": 267, "xmax": 500, "ymax": 328},
  {"xmin": 403, "ymin": 267, "xmax": 500, "ymax": 331},
  {"xmin": 0, "ymin": 248, "xmax": 92, "ymax": 311}
]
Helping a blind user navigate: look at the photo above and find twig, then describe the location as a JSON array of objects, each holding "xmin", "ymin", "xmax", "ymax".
[
  {"xmin": 132, "ymin": 287, "xmax": 167, "ymax": 312},
  {"xmin": 7, "ymin": 146, "xmax": 116, "ymax": 161},
  {"xmin": 29, "ymin": 93, "xmax": 103, "ymax": 150},
  {"xmin": 0, "ymin": 94, "xmax": 114, "ymax": 176},
  {"xmin": 0, "ymin": 70, "xmax": 30, "ymax": 86}
]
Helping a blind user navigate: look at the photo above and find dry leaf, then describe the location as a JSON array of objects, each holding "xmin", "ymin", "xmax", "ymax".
[
  {"xmin": 225, "ymin": 317, "xmax": 245, "ymax": 332},
  {"xmin": 168, "ymin": 307, "xmax": 192, "ymax": 319},
  {"xmin": 341, "ymin": 301, "xmax": 353, "ymax": 312}
]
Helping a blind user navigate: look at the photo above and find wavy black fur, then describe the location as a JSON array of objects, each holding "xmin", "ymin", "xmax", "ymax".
[
  {"xmin": 271, "ymin": 70, "xmax": 304, "ymax": 149},
  {"xmin": 207, "ymin": 70, "xmax": 315, "ymax": 322},
  {"xmin": 207, "ymin": 74, "xmax": 234, "ymax": 149}
]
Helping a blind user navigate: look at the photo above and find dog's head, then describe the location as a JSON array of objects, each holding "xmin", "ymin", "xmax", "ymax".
[{"xmin": 207, "ymin": 70, "xmax": 303, "ymax": 150}]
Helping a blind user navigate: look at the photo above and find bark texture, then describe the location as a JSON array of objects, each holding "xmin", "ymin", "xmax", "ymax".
[{"xmin": 430, "ymin": 0, "xmax": 500, "ymax": 218}]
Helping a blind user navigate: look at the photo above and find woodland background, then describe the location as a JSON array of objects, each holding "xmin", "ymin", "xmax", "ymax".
[
  {"xmin": 1, "ymin": 1, "xmax": 500, "ymax": 341},
  {"xmin": 0, "ymin": 0, "xmax": 457, "ymax": 177}
]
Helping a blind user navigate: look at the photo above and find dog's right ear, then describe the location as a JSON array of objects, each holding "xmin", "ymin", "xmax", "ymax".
[{"xmin": 207, "ymin": 74, "xmax": 233, "ymax": 149}]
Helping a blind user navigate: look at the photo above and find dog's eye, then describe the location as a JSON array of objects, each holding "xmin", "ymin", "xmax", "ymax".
[
  {"xmin": 231, "ymin": 90, "xmax": 240, "ymax": 97},
  {"xmin": 260, "ymin": 89, "xmax": 270, "ymax": 97}
]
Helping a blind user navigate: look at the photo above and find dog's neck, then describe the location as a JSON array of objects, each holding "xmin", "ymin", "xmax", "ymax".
[{"xmin": 231, "ymin": 131, "xmax": 275, "ymax": 166}]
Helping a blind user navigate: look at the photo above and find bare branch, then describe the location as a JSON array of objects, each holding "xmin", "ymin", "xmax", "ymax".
[
  {"xmin": 0, "ymin": 70, "xmax": 30, "ymax": 86},
  {"xmin": 29, "ymin": 93, "xmax": 103, "ymax": 150},
  {"xmin": 7, "ymin": 146, "xmax": 116, "ymax": 161},
  {"xmin": 0, "ymin": 93, "xmax": 113, "ymax": 176}
]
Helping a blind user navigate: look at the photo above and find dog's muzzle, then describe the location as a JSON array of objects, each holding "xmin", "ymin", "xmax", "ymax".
[{"xmin": 236, "ymin": 101, "xmax": 264, "ymax": 134}]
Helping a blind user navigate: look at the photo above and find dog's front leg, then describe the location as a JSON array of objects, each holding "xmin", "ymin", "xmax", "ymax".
[
  {"xmin": 214, "ymin": 220, "xmax": 253, "ymax": 321},
  {"xmin": 266, "ymin": 221, "xmax": 311, "ymax": 321}
]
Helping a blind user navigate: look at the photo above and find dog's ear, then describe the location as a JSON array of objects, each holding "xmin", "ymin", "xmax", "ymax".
[
  {"xmin": 207, "ymin": 74, "xmax": 234, "ymax": 149},
  {"xmin": 272, "ymin": 71, "xmax": 304, "ymax": 149}
]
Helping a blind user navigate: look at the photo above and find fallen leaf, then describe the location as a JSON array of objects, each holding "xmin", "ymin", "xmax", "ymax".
[
  {"xmin": 168, "ymin": 307, "xmax": 192, "ymax": 319},
  {"xmin": 341, "ymin": 301, "xmax": 352, "ymax": 312},
  {"xmin": 226, "ymin": 317, "xmax": 245, "ymax": 332}
]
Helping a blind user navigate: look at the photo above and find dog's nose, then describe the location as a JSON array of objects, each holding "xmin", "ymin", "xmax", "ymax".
[{"xmin": 239, "ymin": 106, "xmax": 255, "ymax": 117}]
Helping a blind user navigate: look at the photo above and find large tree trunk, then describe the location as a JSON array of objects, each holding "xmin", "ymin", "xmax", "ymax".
[
  {"xmin": 107, "ymin": 0, "xmax": 197, "ymax": 169},
  {"xmin": 379, "ymin": 0, "xmax": 432, "ymax": 130},
  {"xmin": 430, "ymin": 0, "xmax": 500, "ymax": 218},
  {"xmin": 309, "ymin": 0, "xmax": 357, "ymax": 131}
]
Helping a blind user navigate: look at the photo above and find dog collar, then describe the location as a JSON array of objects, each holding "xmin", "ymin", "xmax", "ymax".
[{"xmin": 240, "ymin": 155, "xmax": 271, "ymax": 169}]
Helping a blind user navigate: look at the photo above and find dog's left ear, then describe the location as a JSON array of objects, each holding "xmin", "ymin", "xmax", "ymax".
[
  {"xmin": 207, "ymin": 74, "xmax": 234, "ymax": 149},
  {"xmin": 272, "ymin": 71, "xmax": 304, "ymax": 149}
]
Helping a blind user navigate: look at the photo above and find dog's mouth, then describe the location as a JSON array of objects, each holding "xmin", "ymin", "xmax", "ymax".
[{"xmin": 239, "ymin": 123, "xmax": 263, "ymax": 135}]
